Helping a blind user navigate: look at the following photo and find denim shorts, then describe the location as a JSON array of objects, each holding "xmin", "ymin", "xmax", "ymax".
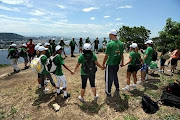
[{"xmin": 141, "ymin": 64, "xmax": 149, "ymax": 71}]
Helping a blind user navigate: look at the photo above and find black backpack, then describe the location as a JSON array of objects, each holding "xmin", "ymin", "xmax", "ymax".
[
  {"xmin": 12, "ymin": 49, "xmax": 20, "ymax": 58},
  {"xmin": 135, "ymin": 53, "xmax": 142, "ymax": 71},
  {"xmin": 82, "ymin": 53, "xmax": 97, "ymax": 74},
  {"xmin": 152, "ymin": 49, "xmax": 158, "ymax": 61},
  {"xmin": 166, "ymin": 80, "xmax": 180, "ymax": 97},
  {"xmin": 141, "ymin": 94, "xmax": 159, "ymax": 114}
]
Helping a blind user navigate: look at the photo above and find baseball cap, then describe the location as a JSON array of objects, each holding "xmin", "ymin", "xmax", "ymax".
[
  {"xmin": 131, "ymin": 43, "xmax": 138, "ymax": 48},
  {"xmin": 55, "ymin": 45, "xmax": 62, "ymax": 51},
  {"xmin": 35, "ymin": 45, "xmax": 40, "ymax": 50},
  {"xmin": 38, "ymin": 46, "xmax": 48, "ymax": 51},
  {"xmin": 145, "ymin": 40, "xmax": 153, "ymax": 44},
  {"xmin": 52, "ymin": 38, "xmax": 56, "ymax": 40},
  {"xmin": 61, "ymin": 38, "xmax": 64, "ymax": 40},
  {"xmin": 37, "ymin": 43, "xmax": 42, "ymax": 46},
  {"xmin": 83, "ymin": 43, "xmax": 92, "ymax": 50},
  {"xmin": 11, "ymin": 44, "xmax": 16, "ymax": 47},
  {"xmin": 44, "ymin": 42, "xmax": 50, "ymax": 46},
  {"xmin": 108, "ymin": 29, "xmax": 117, "ymax": 35},
  {"xmin": 22, "ymin": 44, "xmax": 27, "ymax": 47}
]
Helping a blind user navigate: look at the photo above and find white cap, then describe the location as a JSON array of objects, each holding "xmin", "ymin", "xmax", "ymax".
[
  {"xmin": 55, "ymin": 45, "xmax": 62, "ymax": 51},
  {"xmin": 145, "ymin": 40, "xmax": 153, "ymax": 44},
  {"xmin": 131, "ymin": 43, "xmax": 138, "ymax": 48},
  {"xmin": 52, "ymin": 38, "xmax": 56, "ymax": 40},
  {"xmin": 22, "ymin": 44, "xmax": 27, "ymax": 47},
  {"xmin": 38, "ymin": 46, "xmax": 48, "ymax": 51},
  {"xmin": 35, "ymin": 45, "xmax": 40, "ymax": 50},
  {"xmin": 37, "ymin": 43, "xmax": 42, "ymax": 46},
  {"xmin": 61, "ymin": 38, "xmax": 63, "ymax": 40},
  {"xmin": 108, "ymin": 29, "xmax": 117, "ymax": 35},
  {"xmin": 44, "ymin": 42, "xmax": 50, "ymax": 46},
  {"xmin": 11, "ymin": 44, "xmax": 16, "ymax": 47},
  {"xmin": 83, "ymin": 43, "xmax": 92, "ymax": 50}
]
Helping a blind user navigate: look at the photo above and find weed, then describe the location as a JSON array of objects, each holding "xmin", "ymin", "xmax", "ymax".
[
  {"xmin": 0, "ymin": 111, "xmax": 6, "ymax": 119},
  {"xmin": 27, "ymin": 114, "xmax": 32, "ymax": 119},
  {"xmin": 10, "ymin": 107, "xmax": 17, "ymax": 116},
  {"xmin": 162, "ymin": 114, "xmax": 180, "ymax": 120},
  {"xmin": 123, "ymin": 115, "xmax": 138, "ymax": 120}
]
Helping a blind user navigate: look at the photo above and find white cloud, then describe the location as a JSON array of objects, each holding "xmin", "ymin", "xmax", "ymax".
[
  {"xmin": 104, "ymin": 16, "xmax": 110, "ymax": 18},
  {"xmin": 0, "ymin": 5, "xmax": 20, "ymax": 12},
  {"xmin": 56, "ymin": 4, "xmax": 66, "ymax": 9},
  {"xmin": 0, "ymin": 0, "xmax": 32, "ymax": 7},
  {"xmin": 90, "ymin": 17, "xmax": 95, "ymax": 20},
  {"xmin": 105, "ymin": 23, "xmax": 113, "ymax": 26},
  {"xmin": 115, "ymin": 18, "xmax": 122, "ymax": 20},
  {"xmin": 117, "ymin": 5, "xmax": 132, "ymax": 9},
  {"xmin": 29, "ymin": 10, "xmax": 46, "ymax": 16},
  {"xmin": 116, "ymin": 23, "xmax": 123, "ymax": 26},
  {"xmin": 82, "ymin": 7, "xmax": 98, "ymax": 12}
]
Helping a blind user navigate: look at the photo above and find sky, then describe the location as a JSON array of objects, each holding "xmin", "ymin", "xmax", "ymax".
[{"xmin": 0, "ymin": 0, "xmax": 179, "ymax": 38}]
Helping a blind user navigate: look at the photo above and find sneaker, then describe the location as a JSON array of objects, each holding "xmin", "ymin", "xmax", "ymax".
[
  {"xmin": 43, "ymin": 88, "xmax": 49, "ymax": 94},
  {"xmin": 38, "ymin": 84, "xmax": 42, "ymax": 89},
  {"xmin": 78, "ymin": 96, "xmax": 84, "ymax": 102},
  {"xmin": 122, "ymin": 87, "xmax": 130, "ymax": 91},
  {"xmin": 94, "ymin": 94, "xmax": 99, "ymax": 101},
  {"xmin": 130, "ymin": 84, "xmax": 136, "ymax": 89},
  {"xmin": 105, "ymin": 92, "xmax": 111, "ymax": 97},
  {"xmin": 64, "ymin": 93, "xmax": 70, "ymax": 99}
]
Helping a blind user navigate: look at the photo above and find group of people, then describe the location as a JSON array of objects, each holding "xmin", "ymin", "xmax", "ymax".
[{"xmin": 6, "ymin": 29, "xmax": 180, "ymax": 102}]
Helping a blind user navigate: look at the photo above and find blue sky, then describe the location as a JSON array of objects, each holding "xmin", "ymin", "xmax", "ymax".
[{"xmin": 0, "ymin": 0, "xmax": 179, "ymax": 38}]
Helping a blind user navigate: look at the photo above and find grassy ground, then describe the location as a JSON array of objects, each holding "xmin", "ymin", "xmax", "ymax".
[
  {"xmin": 0, "ymin": 64, "xmax": 9, "ymax": 68},
  {"xmin": 0, "ymin": 53, "xmax": 180, "ymax": 120}
]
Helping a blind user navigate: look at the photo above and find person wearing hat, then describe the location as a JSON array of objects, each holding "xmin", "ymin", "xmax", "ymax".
[
  {"xmin": 7, "ymin": 44, "xmax": 20, "ymax": 73},
  {"xmin": 85, "ymin": 37, "xmax": 91, "ymax": 43},
  {"xmin": 138, "ymin": 40, "xmax": 154, "ymax": 83},
  {"xmin": 27, "ymin": 39, "xmax": 35, "ymax": 63},
  {"xmin": 122, "ymin": 43, "xmax": 143, "ymax": 91},
  {"xmin": 92, "ymin": 37, "xmax": 99, "ymax": 54},
  {"xmin": 69, "ymin": 37, "xmax": 78, "ymax": 57},
  {"xmin": 78, "ymin": 37, "xmax": 83, "ymax": 53},
  {"xmin": 20, "ymin": 43, "xmax": 29, "ymax": 69},
  {"xmin": 102, "ymin": 29, "xmax": 124, "ymax": 96},
  {"xmin": 102, "ymin": 37, "xmax": 107, "ymax": 53},
  {"xmin": 54, "ymin": 45, "xmax": 73, "ymax": 99},
  {"xmin": 38, "ymin": 46, "xmax": 56, "ymax": 94},
  {"xmin": 59, "ymin": 38, "xmax": 68, "ymax": 58},
  {"xmin": 44, "ymin": 42, "xmax": 51, "ymax": 58},
  {"xmin": 74, "ymin": 43, "xmax": 103, "ymax": 102}
]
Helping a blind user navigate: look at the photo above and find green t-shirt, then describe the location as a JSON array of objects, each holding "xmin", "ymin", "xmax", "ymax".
[
  {"xmin": 85, "ymin": 39, "xmax": 90, "ymax": 43},
  {"xmin": 129, "ymin": 52, "xmax": 141, "ymax": 65},
  {"xmin": 52, "ymin": 43, "xmax": 56, "ymax": 53},
  {"xmin": 59, "ymin": 41, "xmax": 65, "ymax": 48},
  {"xmin": 78, "ymin": 53, "xmax": 97, "ymax": 75},
  {"xmin": 105, "ymin": 40, "xmax": 124, "ymax": 65},
  {"xmin": 8, "ymin": 48, "xmax": 15, "ymax": 59},
  {"xmin": 69, "ymin": 40, "xmax": 76, "ymax": 47},
  {"xmin": 102, "ymin": 40, "xmax": 107, "ymax": 45},
  {"xmin": 54, "ymin": 54, "xmax": 64, "ymax": 76},
  {"xmin": 79, "ymin": 41, "xmax": 83, "ymax": 47},
  {"xmin": 45, "ymin": 49, "xmax": 51, "ymax": 58},
  {"xmin": 41, "ymin": 55, "xmax": 49, "ymax": 75},
  {"xmin": 144, "ymin": 46, "xmax": 153, "ymax": 65},
  {"xmin": 20, "ymin": 47, "xmax": 27, "ymax": 57}
]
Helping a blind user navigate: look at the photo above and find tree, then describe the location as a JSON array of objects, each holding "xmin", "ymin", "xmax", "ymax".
[
  {"xmin": 153, "ymin": 18, "xmax": 180, "ymax": 51},
  {"xmin": 117, "ymin": 26, "xmax": 151, "ymax": 44}
]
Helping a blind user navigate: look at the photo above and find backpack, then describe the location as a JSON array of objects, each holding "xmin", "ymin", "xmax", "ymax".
[
  {"xmin": 12, "ymin": 49, "xmax": 20, "ymax": 58},
  {"xmin": 152, "ymin": 49, "xmax": 158, "ymax": 61},
  {"xmin": 166, "ymin": 80, "xmax": 180, "ymax": 97},
  {"xmin": 30, "ymin": 55, "xmax": 45, "ymax": 73},
  {"xmin": 45, "ymin": 54, "xmax": 58, "ymax": 74},
  {"xmin": 82, "ymin": 53, "xmax": 97, "ymax": 74},
  {"xmin": 135, "ymin": 53, "xmax": 142, "ymax": 71},
  {"xmin": 161, "ymin": 92, "xmax": 180, "ymax": 108},
  {"xmin": 149, "ymin": 61, "xmax": 158, "ymax": 70},
  {"xmin": 141, "ymin": 94, "xmax": 159, "ymax": 114}
]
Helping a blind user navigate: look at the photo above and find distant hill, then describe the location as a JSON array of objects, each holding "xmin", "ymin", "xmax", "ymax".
[{"xmin": 0, "ymin": 33, "xmax": 26, "ymax": 41}]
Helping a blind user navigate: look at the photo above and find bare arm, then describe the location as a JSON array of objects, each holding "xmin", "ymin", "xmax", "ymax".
[
  {"xmin": 63, "ymin": 64, "xmax": 74, "ymax": 74},
  {"xmin": 95, "ymin": 61, "xmax": 103, "ymax": 70},
  {"xmin": 102, "ymin": 54, "xmax": 108, "ymax": 69},
  {"xmin": 74, "ymin": 63, "xmax": 80, "ymax": 73},
  {"xmin": 123, "ymin": 57, "xmax": 132, "ymax": 66},
  {"xmin": 121, "ymin": 54, "xmax": 124, "ymax": 67}
]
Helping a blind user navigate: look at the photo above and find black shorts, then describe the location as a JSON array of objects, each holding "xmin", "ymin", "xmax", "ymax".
[
  {"xmin": 94, "ymin": 45, "xmax": 98, "ymax": 49},
  {"xmin": 127, "ymin": 65, "xmax": 137, "ymax": 73},
  {"xmin": 28, "ymin": 53, "xmax": 35, "ymax": 58},
  {"xmin": 71, "ymin": 47, "xmax": 75, "ymax": 52},
  {"xmin": 160, "ymin": 58, "xmax": 166, "ymax": 66},
  {"xmin": 81, "ymin": 74, "xmax": 95, "ymax": 89},
  {"xmin": 38, "ymin": 73, "xmax": 40, "ymax": 78},
  {"xmin": 171, "ymin": 58, "xmax": 178, "ymax": 66}
]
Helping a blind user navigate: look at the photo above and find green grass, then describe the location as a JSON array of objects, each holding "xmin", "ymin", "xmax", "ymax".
[
  {"xmin": 10, "ymin": 106, "xmax": 17, "ymax": 116},
  {"xmin": 123, "ymin": 115, "xmax": 138, "ymax": 120},
  {"xmin": 0, "ymin": 64, "xmax": 9, "ymax": 68},
  {"xmin": 162, "ymin": 114, "xmax": 180, "ymax": 120},
  {"xmin": 0, "ymin": 111, "xmax": 6, "ymax": 119}
]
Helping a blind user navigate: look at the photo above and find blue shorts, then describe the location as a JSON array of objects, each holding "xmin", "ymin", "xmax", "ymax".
[{"xmin": 141, "ymin": 64, "xmax": 149, "ymax": 71}]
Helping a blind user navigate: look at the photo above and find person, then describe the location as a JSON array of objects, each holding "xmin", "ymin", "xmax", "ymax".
[
  {"xmin": 44, "ymin": 42, "xmax": 52, "ymax": 58},
  {"xmin": 102, "ymin": 29, "xmax": 124, "ymax": 96},
  {"xmin": 54, "ymin": 45, "xmax": 73, "ymax": 98},
  {"xmin": 38, "ymin": 46, "xmax": 57, "ymax": 94},
  {"xmin": 122, "ymin": 43, "xmax": 143, "ymax": 91},
  {"xmin": 20, "ymin": 44, "xmax": 29, "ymax": 69},
  {"xmin": 78, "ymin": 37, "xmax": 83, "ymax": 53},
  {"xmin": 138, "ymin": 40, "xmax": 153, "ymax": 83},
  {"xmin": 59, "ymin": 38, "xmax": 67, "ymax": 58},
  {"xmin": 52, "ymin": 38, "xmax": 56, "ymax": 54},
  {"xmin": 74, "ymin": 43, "xmax": 103, "ymax": 102},
  {"xmin": 92, "ymin": 37, "xmax": 99, "ymax": 54},
  {"xmin": 102, "ymin": 37, "xmax": 107, "ymax": 53},
  {"xmin": 85, "ymin": 37, "xmax": 91, "ymax": 43},
  {"xmin": 159, "ymin": 49, "xmax": 169, "ymax": 73},
  {"xmin": 169, "ymin": 49, "xmax": 180, "ymax": 74},
  {"xmin": 48, "ymin": 39, "xmax": 53, "ymax": 54},
  {"xmin": 7, "ymin": 44, "xmax": 20, "ymax": 73},
  {"xmin": 69, "ymin": 37, "xmax": 78, "ymax": 57},
  {"xmin": 27, "ymin": 39, "xmax": 35, "ymax": 63}
]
